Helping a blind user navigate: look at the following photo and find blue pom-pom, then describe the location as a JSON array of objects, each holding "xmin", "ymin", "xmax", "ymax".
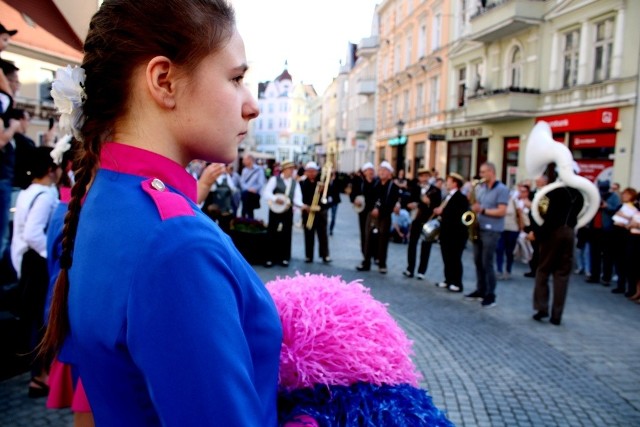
[{"xmin": 278, "ymin": 382, "xmax": 454, "ymax": 427}]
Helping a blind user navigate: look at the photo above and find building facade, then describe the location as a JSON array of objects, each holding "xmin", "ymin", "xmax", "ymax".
[
  {"xmin": 324, "ymin": 0, "xmax": 639, "ymax": 189},
  {"xmin": 1, "ymin": 0, "xmax": 92, "ymax": 144},
  {"xmin": 374, "ymin": 0, "xmax": 453, "ymax": 178},
  {"xmin": 253, "ymin": 68, "xmax": 318, "ymax": 163}
]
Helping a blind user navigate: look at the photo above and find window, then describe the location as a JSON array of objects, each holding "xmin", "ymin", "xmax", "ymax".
[
  {"xmin": 393, "ymin": 94, "xmax": 399, "ymax": 120},
  {"xmin": 593, "ymin": 18, "xmax": 614, "ymax": 82},
  {"xmin": 457, "ymin": 67, "xmax": 466, "ymax": 107},
  {"xmin": 418, "ymin": 23, "xmax": 427, "ymax": 58},
  {"xmin": 562, "ymin": 29, "xmax": 580, "ymax": 88},
  {"xmin": 38, "ymin": 68, "xmax": 55, "ymax": 102},
  {"xmin": 472, "ymin": 62, "xmax": 484, "ymax": 95},
  {"xmin": 403, "ymin": 89, "xmax": 410, "ymax": 120},
  {"xmin": 458, "ymin": 0, "xmax": 468, "ymax": 38},
  {"xmin": 509, "ymin": 47, "xmax": 522, "ymax": 87},
  {"xmin": 416, "ymin": 83, "xmax": 424, "ymax": 117},
  {"xmin": 429, "ymin": 76, "xmax": 440, "ymax": 114},
  {"xmin": 431, "ymin": 13, "xmax": 441, "ymax": 51},
  {"xmin": 406, "ymin": 34, "xmax": 412, "ymax": 67},
  {"xmin": 381, "ymin": 100, "xmax": 387, "ymax": 128},
  {"xmin": 268, "ymin": 119, "xmax": 273, "ymax": 130},
  {"xmin": 268, "ymin": 103, "xmax": 274, "ymax": 113},
  {"xmin": 394, "ymin": 43, "xmax": 401, "ymax": 73}
]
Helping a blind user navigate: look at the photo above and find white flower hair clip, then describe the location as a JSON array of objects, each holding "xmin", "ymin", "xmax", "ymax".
[
  {"xmin": 50, "ymin": 134, "xmax": 73, "ymax": 166},
  {"xmin": 50, "ymin": 65, "xmax": 86, "ymax": 141}
]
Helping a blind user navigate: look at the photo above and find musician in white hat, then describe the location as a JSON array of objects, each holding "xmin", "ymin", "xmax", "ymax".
[
  {"xmin": 300, "ymin": 161, "xmax": 331, "ymax": 263},
  {"xmin": 349, "ymin": 162, "xmax": 377, "ymax": 257},
  {"xmin": 262, "ymin": 160, "xmax": 302, "ymax": 267},
  {"xmin": 403, "ymin": 168, "xmax": 442, "ymax": 279},
  {"xmin": 357, "ymin": 161, "xmax": 400, "ymax": 274}
]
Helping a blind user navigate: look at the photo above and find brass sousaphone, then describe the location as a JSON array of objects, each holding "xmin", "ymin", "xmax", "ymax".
[{"xmin": 525, "ymin": 121, "xmax": 600, "ymax": 228}]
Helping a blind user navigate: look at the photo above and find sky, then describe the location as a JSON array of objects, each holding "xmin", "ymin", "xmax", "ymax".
[{"xmin": 232, "ymin": 0, "xmax": 380, "ymax": 95}]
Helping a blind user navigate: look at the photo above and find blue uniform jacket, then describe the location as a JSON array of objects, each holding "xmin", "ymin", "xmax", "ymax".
[{"xmin": 67, "ymin": 143, "xmax": 282, "ymax": 426}]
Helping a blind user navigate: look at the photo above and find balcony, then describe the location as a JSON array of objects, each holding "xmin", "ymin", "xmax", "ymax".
[
  {"xmin": 466, "ymin": 87, "xmax": 540, "ymax": 121},
  {"xmin": 540, "ymin": 77, "xmax": 637, "ymax": 111},
  {"xmin": 357, "ymin": 78, "xmax": 376, "ymax": 95},
  {"xmin": 356, "ymin": 118, "xmax": 375, "ymax": 134},
  {"xmin": 469, "ymin": 0, "xmax": 545, "ymax": 43},
  {"xmin": 357, "ymin": 36, "xmax": 379, "ymax": 58}
]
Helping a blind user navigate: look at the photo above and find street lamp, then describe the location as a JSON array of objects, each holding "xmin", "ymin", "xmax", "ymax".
[{"xmin": 395, "ymin": 119, "xmax": 406, "ymax": 174}]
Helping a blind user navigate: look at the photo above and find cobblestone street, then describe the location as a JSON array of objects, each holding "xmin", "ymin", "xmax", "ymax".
[{"xmin": 1, "ymin": 196, "xmax": 639, "ymax": 426}]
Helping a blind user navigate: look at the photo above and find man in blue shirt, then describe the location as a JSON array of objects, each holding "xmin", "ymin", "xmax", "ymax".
[{"xmin": 466, "ymin": 162, "xmax": 510, "ymax": 307}]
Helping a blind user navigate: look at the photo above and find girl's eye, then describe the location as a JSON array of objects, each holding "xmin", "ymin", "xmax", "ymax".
[{"xmin": 233, "ymin": 75, "xmax": 244, "ymax": 84}]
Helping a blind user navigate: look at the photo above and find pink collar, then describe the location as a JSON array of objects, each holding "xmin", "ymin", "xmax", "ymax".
[
  {"xmin": 60, "ymin": 187, "xmax": 72, "ymax": 203},
  {"xmin": 99, "ymin": 142, "xmax": 197, "ymax": 203}
]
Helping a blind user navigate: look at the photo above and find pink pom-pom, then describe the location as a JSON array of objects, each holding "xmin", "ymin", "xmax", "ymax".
[{"xmin": 266, "ymin": 273, "xmax": 421, "ymax": 390}]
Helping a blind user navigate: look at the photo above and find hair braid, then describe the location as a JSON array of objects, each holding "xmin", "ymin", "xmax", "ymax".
[{"xmin": 39, "ymin": 143, "xmax": 99, "ymax": 357}]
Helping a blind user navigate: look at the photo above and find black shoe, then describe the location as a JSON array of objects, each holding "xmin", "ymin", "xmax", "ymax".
[
  {"xmin": 601, "ymin": 280, "xmax": 611, "ymax": 287},
  {"xmin": 322, "ymin": 257, "xmax": 332, "ymax": 264},
  {"xmin": 280, "ymin": 260, "xmax": 289, "ymax": 267},
  {"xmin": 356, "ymin": 264, "xmax": 370, "ymax": 272},
  {"xmin": 305, "ymin": 258, "xmax": 313, "ymax": 263},
  {"xmin": 549, "ymin": 317, "xmax": 561, "ymax": 326},
  {"xmin": 465, "ymin": 290, "xmax": 483, "ymax": 300},
  {"xmin": 402, "ymin": 270, "xmax": 414, "ymax": 278},
  {"xmin": 28, "ymin": 378, "xmax": 49, "ymax": 399},
  {"xmin": 379, "ymin": 267, "xmax": 387, "ymax": 274},
  {"xmin": 481, "ymin": 295, "xmax": 496, "ymax": 308},
  {"xmin": 524, "ymin": 272, "xmax": 535, "ymax": 278},
  {"xmin": 264, "ymin": 261, "xmax": 273, "ymax": 268},
  {"xmin": 585, "ymin": 276, "xmax": 600, "ymax": 284},
  {"xmin": 611, "ymin": 287, "xmax": 625, "ymax": 294},
  {"xmin": 532, "ymin": 311, "xmax": 549, "ymax": 322}
]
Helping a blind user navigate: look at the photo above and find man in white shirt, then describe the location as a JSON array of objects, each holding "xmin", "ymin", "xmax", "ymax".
[{"xmin": 262, "ymin": 160, "xmax": 302, "ymax": 267}]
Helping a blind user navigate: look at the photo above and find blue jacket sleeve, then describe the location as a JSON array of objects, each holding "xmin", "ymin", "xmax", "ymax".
[{"xmin": 126, "ymin": 220, "xmax": 278, "ymax": 426}]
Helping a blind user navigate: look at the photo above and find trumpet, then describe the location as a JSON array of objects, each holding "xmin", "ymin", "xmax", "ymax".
[{"xmin": 461, "ymin": 178, "xmax": 485, "ymax": 241}]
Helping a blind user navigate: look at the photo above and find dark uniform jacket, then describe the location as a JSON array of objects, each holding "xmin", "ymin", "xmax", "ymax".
[
  {"xmin": 439, "ymin": 190, "xmax": 470, "ymax": 240},
  {"xmin": 410, "ymin": 183, "xmax": 442, "ymax": 223}
]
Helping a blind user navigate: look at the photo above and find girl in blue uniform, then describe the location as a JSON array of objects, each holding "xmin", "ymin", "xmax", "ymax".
[{"xmin": 41, "ymin": 1, "xmax": 282, "ymax": 425}]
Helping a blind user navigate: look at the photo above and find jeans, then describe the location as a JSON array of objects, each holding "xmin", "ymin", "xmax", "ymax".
[
  {"xmin": 575, "ymin": 242, "xmax": 590, "ymax": 274},
  {"xmin": 496, "ymin": 230, "xmax": 519, "ymax": 274},
  {"xmin": 473, "ymin": 230, "xmax": 501, "ymax": 298},
  {"xmin": 329, "ymin": 204, "xmax": 338, "ymax": 234},
  {"xmin": 0, "ymin": 179, "xmax": 11, "ymax": 257}
]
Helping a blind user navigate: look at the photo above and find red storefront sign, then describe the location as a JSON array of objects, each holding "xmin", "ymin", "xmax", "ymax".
[
  {"xmin": 505, "ymin": 137, "xmax": 519, "ymax": 151},
  {"xmin": 537, "ymin": 108, "xmax": 619, "ymax": 132},
  {"xmin": 575, "ymin": 159, "xmax": 614, "ymax": 182},
  {"xmin": 571, "ymin": 132, "xmax": 616, "ymax": 149}
]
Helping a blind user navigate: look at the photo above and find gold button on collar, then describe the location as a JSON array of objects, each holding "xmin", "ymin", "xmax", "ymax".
[{"xmin": 151, "ymin": 178, "xmax": 166, "ymax": 191}]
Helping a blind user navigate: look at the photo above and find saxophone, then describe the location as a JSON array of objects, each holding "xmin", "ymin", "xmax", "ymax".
[{"xmin": 461, "ymin": 178, "xmax": 485, "ymax": 241}]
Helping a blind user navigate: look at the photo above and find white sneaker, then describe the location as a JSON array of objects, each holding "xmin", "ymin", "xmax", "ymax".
[
  {"xmin": 448, "ymin": 284, "xmax": 462, "ymax": 292},
  {"xmin": 416, "ymin": 274, "xmax": 425, "ymax": 280},
  {"xmin": 436, "ymin": 281, "xmax": 448, "ymax": 288}
]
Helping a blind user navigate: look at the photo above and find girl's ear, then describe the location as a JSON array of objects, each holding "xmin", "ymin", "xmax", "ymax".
[{"xmin": 145, "ymin": 56, "xmax": 178, "ymax": 110}]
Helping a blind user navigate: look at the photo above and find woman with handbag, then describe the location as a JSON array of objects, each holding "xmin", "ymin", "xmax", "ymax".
[{"xmin": 11, "ymin": 147, "xmax": 60, "ymax": 398}]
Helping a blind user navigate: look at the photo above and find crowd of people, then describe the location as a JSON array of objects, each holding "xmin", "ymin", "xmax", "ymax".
[{"xmin": 191, "ymin": 152, "xmax": 640, "ymax": 324}]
